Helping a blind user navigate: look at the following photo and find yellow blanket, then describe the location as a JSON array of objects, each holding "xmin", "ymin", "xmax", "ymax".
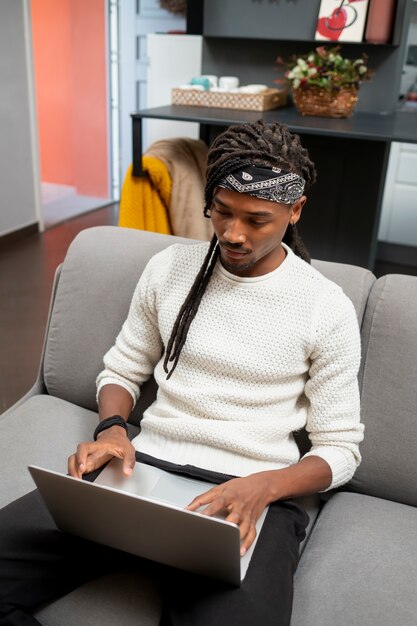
[{"xmin": 118, "ymin": 157, "xmax": 172, "ymax": 234}]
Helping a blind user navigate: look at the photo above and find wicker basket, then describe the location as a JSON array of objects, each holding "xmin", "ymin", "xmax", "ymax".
[
  {"xmin": 292, "ymin": 86, "xmax": 359, "ymax": 118},
  {"xmin": 171, "ymin": 87, "xmax": 288, "ymax": 112},
  {"xmin": 159, "ymin": 0, "xmax": 186, "ymax": 15}
]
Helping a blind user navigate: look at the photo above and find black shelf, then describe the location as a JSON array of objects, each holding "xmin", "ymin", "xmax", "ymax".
[
  {"xmin": 131, "ymin": 103, "xmax": 416, "ymax": 270},
  {"xmin": 203, "ymin": 35, "xmax": 400, "ymax": 48},
  {"xmin": 199, "ymin": 0, "xmax": 407, "ymax": 45},
  {"xmin": 132, "ymin": 105, "xmax": 417, "ymax": 144},
  {"xmin": 190, "ymin": 0, "xmax": 413, "ymax": 114}
]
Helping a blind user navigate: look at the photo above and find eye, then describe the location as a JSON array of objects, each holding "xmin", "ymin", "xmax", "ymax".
[
  {"xmin": 213, "ymin": 205, "xmax": 230, "ymax": 217},
  {"xmin": 249, "ymin": 219, "xmax": 269, "ymax": 227}
]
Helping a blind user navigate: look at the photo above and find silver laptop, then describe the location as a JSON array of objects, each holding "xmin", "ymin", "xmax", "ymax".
[{"xmin": 28, "ymin": 459, "xmax": 268, "ymax": 586}]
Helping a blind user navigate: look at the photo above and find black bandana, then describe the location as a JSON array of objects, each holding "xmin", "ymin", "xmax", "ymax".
[{"xmin": 218, "ymin": 165, "xmax": 305, "ymax": 205}]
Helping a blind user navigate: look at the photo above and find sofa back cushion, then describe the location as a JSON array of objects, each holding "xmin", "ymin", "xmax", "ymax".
[
  {"xmin": 42, "ymin": 227, "xmax": 191, "ymax": 421},
  {"xmin": 349, "ymin": 274, "xmax": 417, "ymax": 506}
]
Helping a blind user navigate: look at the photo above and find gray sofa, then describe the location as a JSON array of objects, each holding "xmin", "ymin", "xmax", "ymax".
[{"xmin": 1, "ymin": 226, "xmax": 416, "ymax": 625}]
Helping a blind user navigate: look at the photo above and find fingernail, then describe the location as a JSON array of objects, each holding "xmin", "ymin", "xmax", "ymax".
[{"xmin": 240, "ymin": 547, "xmax": 247, "ymax": 556}]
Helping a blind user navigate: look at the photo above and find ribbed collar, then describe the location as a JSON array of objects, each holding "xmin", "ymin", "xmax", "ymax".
[{"xmin": 215, "ymin": 243, "xmax": 294, "ymax": 284}]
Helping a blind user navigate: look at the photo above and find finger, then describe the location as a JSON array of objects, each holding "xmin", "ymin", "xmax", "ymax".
[
  {"xmin": 199, "ymin": 497, "xmax": 230, "ymax": 518},
  {"xmin": 75, "ymin": 442, "xmax": 112, "ymax": 476},
  {"xmin": 75, "ymin": 442, "xmax": 97, "ymax": 474},
  {"xmin": 186, "ymin": 488, "xmax": 220, "ymax": 511},
  {"xmin": 68, "ymin": 454, "xmax": 81, "ymax": 478},
  {"xmin": 81, "ymin": 448, "xmax": 112, "ymax": 474},
  {"xmin": 103, "ymin": 445, "xmax": 133, "ymax": 476},
  {"xmin": 225, "ymin": 510, "xmax": 241, "ymax": 527},
  {"xmin": 122, "ymin": 445, "xmax": 136, "ymax": 477},
  {"xmin": 239, "ymin": 524, "xmax": 257, "ymax": 557}
]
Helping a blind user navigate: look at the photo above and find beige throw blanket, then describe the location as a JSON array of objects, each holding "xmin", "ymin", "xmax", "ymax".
[{"xmin": 147, "ymin": 137, "xmax": 213, "ymax": 241}]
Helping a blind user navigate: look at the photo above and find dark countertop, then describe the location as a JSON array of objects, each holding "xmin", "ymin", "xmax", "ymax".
[{"xmin": 132, "ymin": 105, "xmax": 417, "ymax": 144}]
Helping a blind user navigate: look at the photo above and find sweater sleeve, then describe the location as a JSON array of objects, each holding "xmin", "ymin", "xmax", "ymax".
[
  {"xmin": 302, "ymin": 287, "xmax": 364, "ymax": 490},
  {"xmin": 96, "ymin": 253, "xmax": 164, "ymax": 406}
]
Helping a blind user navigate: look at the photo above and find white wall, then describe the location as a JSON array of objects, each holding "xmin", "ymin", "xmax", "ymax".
[
  {"xmin": 145, "ymin": 33, "xmax": 202, "ymax": 150},
  {"xmin": 0, "ymin": 0, "xmax": 41, "ymax": 237},
  {"xmin": 378, "ymin": 142, "xmax": 417, "ymax": 246}
]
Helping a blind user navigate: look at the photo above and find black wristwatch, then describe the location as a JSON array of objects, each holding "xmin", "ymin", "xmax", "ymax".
[{"xmin": 93, "ymin": 415, "xmax": 128, "ymax": 441}]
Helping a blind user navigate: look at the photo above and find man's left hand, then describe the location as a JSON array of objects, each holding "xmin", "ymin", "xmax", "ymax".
[
  {"xmin": 186, "ymin": 457, "xmax": 332, "ymax": 555},
  {"xmin": 186, "ymin": 472, "xmax": 275, "ymax": 556}
]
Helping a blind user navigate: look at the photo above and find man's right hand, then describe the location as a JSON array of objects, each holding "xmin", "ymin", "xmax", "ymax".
[{"xmin": 68, "ymin": 425, "xmax": 136, "ymax": 479}]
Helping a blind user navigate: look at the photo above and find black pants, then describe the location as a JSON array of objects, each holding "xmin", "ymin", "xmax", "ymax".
[{"xmin": 0, "ymin": 454, "xmax": 309, "ymax": 626}]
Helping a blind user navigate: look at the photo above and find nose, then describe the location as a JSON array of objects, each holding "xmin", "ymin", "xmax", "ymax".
[{"xmin": 223, "ymin": 219, "xmax": 246, "ymax": 244}]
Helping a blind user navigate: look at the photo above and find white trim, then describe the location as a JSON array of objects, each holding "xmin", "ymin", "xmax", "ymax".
[
  {"xmin": 104, "ymin": 0, "xmax": 112, "ymax": 200},
  {"xmin": 108, "ymin": 0, "xmax": 121, "ymax": 200},
  {"xmin": 23, "ymin": 0, "xmax": 43, "ymax": 232},
  {"xmin": 378, "ymin": 142, "xmax": 400, "ymax": 241},
  {"xmin": 119, "ymin": 0, "xmax": 137, "ymax": 186}
]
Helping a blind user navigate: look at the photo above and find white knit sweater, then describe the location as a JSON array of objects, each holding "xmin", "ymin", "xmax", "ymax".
[{"xmin": 97, "ymin": 242, "xmax": 364, "ymax": 490}]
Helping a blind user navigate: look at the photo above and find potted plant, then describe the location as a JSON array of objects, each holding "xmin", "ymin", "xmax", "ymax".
[{"xmin": 276, "ymin": 46, "xmax": 372, "ymax": 118}]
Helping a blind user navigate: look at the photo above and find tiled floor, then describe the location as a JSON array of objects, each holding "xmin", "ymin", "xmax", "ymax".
[
  {"xmin": 0, "ymin": 204, "xmax": 119, "ymax": 413},
  {"xmin": 0, "ymin": 202, "xmax": 416, "ymax": 414}
]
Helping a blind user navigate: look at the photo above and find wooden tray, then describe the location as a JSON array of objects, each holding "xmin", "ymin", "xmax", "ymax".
[{"xmin": 171, "ymin": 87, "xmax": 288, "ymax": 112}]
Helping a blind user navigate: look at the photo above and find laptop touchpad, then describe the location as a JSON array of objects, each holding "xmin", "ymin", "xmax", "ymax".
[{"xmin": 150, "ymin": 474, "xmax": 214, "ymax": 509}]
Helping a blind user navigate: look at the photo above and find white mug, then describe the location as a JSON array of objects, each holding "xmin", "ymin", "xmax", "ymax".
[
  {"xmin": 200, "ymin": 74, "xmax": 218, "ymax": 89},
  {"xmin": 219, "ymin": 76, "xmax": 240, "ymax": 90}
]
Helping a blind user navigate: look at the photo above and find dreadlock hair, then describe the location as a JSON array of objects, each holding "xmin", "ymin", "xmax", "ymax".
[{"xmin": 163, "ymin": 119, "xmax": 317, "ymax": 379}]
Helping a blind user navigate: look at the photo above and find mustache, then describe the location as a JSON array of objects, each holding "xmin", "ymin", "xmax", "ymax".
[{"xmin": 219, "ymin": 241, "xmax": 252, "ymax": 254}]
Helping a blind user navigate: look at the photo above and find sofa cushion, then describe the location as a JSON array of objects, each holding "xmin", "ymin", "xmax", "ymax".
[
  {"xmin": 0, "ymin": 394, "xmax": 139, "ymax": 507},
  {"xmin": 349, "ymin": 274, "xmax": 417, "ymax": 506},
  {"xmin": 291, "ymin": 491, "xmax": 417, "ymax": 626},
  {"xmin": 42, "ymin": 226, "xmax": 191, "ymax": 413}
]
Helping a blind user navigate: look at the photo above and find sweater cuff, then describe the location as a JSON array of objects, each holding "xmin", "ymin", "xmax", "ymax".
[
  {"xmin": 96, "ymin": 378, "xmax": 137, "ymax": 408},
  {"xmin": 302, "ymin": 447, "xmax": 356, "ymax": 491}
]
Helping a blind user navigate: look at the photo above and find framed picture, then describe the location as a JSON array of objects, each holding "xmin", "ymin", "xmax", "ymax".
[{"xmin": 315, "ymin": 0, "xmax": 370, "ymax": 43}]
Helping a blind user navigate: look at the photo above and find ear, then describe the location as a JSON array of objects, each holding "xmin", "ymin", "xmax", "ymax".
[{"xmin": 289, "ymin": 196, "xmax": 306, "ymax": 225}]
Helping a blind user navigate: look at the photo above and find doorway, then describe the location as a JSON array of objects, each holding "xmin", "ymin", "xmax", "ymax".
[{"xmin": 30, "ymin": 0, "xmax": 112, "ymax": 229}]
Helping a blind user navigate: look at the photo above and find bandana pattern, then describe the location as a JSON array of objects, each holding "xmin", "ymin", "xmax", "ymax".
[{"xmin": 218, "ymin": 165, "xmax": 305, "ymax": 205}]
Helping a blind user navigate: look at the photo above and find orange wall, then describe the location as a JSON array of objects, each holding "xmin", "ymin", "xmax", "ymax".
[
  {"xmin": 31, "ymin": 0, "xmax": 73, "ymax": 186},
  {"xmin": 31, "ymin": 0, "xmax": 109, "ymax": 197}
]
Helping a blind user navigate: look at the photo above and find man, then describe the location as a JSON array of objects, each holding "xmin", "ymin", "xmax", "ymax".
[{"xmin": 0, "ymin": 120, "xmax": 364, "ymax": 625}]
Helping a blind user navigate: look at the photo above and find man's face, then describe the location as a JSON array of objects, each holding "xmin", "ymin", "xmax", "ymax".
[{"xmin": 210, "ymin": 187, "xmax": 305, "ymax": 277}]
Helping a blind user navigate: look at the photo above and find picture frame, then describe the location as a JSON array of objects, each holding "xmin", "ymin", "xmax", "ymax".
[{"xmin": 315, "ymin": 0, "xmax": 370, "ymax": 43}]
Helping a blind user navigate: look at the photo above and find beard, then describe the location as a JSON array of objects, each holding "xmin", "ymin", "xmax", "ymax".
[{"xmin": 219, "ymin": 254, "xmax": 257, "ymax": 274}]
